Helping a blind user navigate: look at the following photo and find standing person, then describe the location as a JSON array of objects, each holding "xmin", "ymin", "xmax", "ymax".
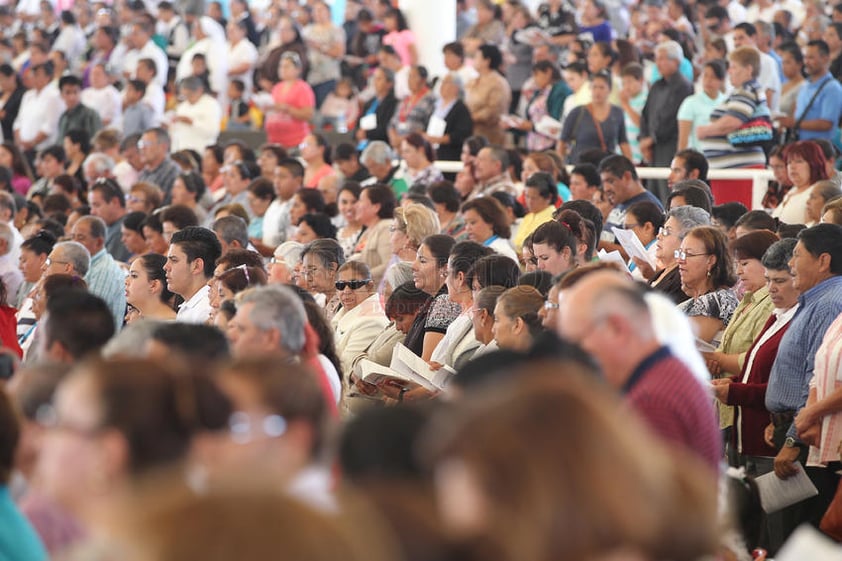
[
  {"xmin": 777, "ymin": 40, "xmax": 842, "ymax": 144},
  {"xmin": 559, "ymin": 72, "xmax": 631, "ymax": 164},
  {"xmin": 263, "ymin": 52, "xmax": 315, "ymax": 151},
  {"xmin": 772, "ymin": 141, "xmax": 829, "ymax": 226},
  {"xmin": 697, "ymin": 47, "xmax": 772, "ymax": 207},
  {"xmin": 13, "ymin": 62, "xmax": 64, "ymax": 158},
  {"xmin": 164, "ymin": 226, "xmax": 222, "ymax": 324},
  {"xmin": 381, "ymin": 8, "xmax": 417, "ymax": 67},
  {"xmin": 765, "ymin": 225, "xmax": 842, "ymax": 546},
  {"xmin": 777, "ymin": 42, "xmax": 805, "ymax": 123},
  {"xmin": 0, "ymin": 64, "xmax": 25, "ymax": 143},
  {"xmin": 226, "ymin": 20, "xmax": 258, "ymax": 97},
  {"xmin": 677, "ymin": 60, "xmax": 727, "ymax": 151},
  {"xmin": 169, "ymin": 77, "xmax": 221, "ymax": 154},
  {"xmin": 303, "ymin": 1, "xmax": 345, "ymax": 107},
  {"xmin": 423, "ymin": 73, "xmax": 473, "ymax": 163},
  {"xmin": 355, "ymin": 68, "xmax": 398, "ymax": 148},
  {"xmin": 638, "ymin": 41, "xmax": 693, "ymax": 201},
  {"xmin": 466, "ymin": 45, "xmax": 511, "ymax": 146}
]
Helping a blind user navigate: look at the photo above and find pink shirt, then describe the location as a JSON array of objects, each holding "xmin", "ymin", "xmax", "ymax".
[
  {"xmin": 383, "ymin": 30, "xmax": 416, "ymax": 66},
  {"xmin": 808, "ymin": 314, "xmax": 842, "ymax": 465},
  {"xmin": 265, "ymin": 80, "xmax": 316, "ymax": 149}
]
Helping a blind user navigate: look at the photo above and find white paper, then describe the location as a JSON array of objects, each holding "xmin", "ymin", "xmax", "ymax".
[
  {"xmin": 535, "ymin": 115, "xmax": 563, "ymax": 139},
  {"xmin": 360, "ymin": 113, "xmax": 377, "ymax": 131},
  {"xmin": 611, "ymin": 227, "xmax": 656, "ymax": 270},
  {"xmin": 754, "ymin": 462, "xmax": 819, "ymax": 513},
  {"xmin": 777, "ymin": 524, "xmax": 842, "ymax": 561},
  {"xmin": 358, "ymin": 359, "xmax": 415, "ymax": 386},
  {"xmin": 500, "ymin": 114, "xmax": 525, "ymax": 128},
  {"xmin": 597, "ymin": 249, "xmax": 630, "ymax": 273},
  {"xmin": 391, "ymin": 344, "xmax": 455, "ymax": 391},
  {"xmin": 426, "ymin": 116, "xmax": 446, "ymax": 137}
]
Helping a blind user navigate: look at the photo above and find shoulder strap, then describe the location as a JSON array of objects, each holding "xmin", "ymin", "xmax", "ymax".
[
  {"xmin": 795, "ymin": 77, "xmax": 833, "ymax": 128},
  {"xmin": 587, "ymin": 104, "xmax": 607, "ymax": 151}
]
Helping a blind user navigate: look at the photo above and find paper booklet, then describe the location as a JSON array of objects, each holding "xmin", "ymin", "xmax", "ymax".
[
  {"xmin": 359, "ymin": 344, "xmax": 455, "ymax": 392},
  {"xmin": 534, "ymin": 115, "xmax": 562, "ymax": 139},
  {"xmin": 611, "ymin": 227, "xmax": 656, "ymax": 270},
  {"xmin": 596, "ymin": 249, "xmax": 630, "ymax": 273},
  {"xmin": 754, "ymin": 462, "xmax": 819, "ymax": 513}
]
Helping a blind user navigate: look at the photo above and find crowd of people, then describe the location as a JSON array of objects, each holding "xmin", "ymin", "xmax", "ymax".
[{"xmin": 0, "ymin": 0, "xmax": 842, "ymax": 560}]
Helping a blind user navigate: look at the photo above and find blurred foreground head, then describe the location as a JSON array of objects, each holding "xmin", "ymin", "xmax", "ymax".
[{"xmin": 424, "ymin": 364, "xmax": 719, "ymax": 561}]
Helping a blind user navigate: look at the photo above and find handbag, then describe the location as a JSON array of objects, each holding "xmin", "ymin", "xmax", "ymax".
[
  {"xmin": 727, "ymin": 115, "xmax": 774, "ymax": 147},
  {"xmin": 820, "ymin": 478, "xmax": 842, "ymax": 542}
]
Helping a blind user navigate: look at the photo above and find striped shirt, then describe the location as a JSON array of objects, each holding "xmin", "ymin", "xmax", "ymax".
[{"xmin": 701, "ymin": 79, "xmax": 768, "ymax": 169}]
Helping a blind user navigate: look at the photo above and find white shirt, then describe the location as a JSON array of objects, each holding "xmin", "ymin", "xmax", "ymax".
[
  {"xmin": 122, "ymin": 40, "xmax": 168, "ymax": 88},
  {"xmin": 157, "ymin": 17, "xmax": 190, "ymax": 59},
  {"xmin": 176, "ymin": 38, "xmax": 229, "ymax": 102},
  {"xmin": 142, "ymin": 82, "xmax": 166, "ymax": 126},
  {"xmin": 176, "ymin": 285, "xmax": 213, "ymax": 324},
  {"xmin": 727, "ymin": 0, "xmax": 747, "ymax": 25},
  {"xmin": 170, "ymin": 94, "xmax": 222, "ymax": 153},
  {"xmin": 262, "ymin": 197, "xmax": 293, "ymax": 248},
  {"xmin": 394, "ymin": 66, "xmax": 411, "ymax": 100},
  {"xmin": 0, "ymin": 254, "xmax": 22, "ymax": 305},
  {"xmin": 486, "ymin": 236, "xmax": 519, "ymax": 262},
  {"xmin": 113, "ymin": 161, "xmax": 139, "ymax": 193},
  {"xmin": 13, "ymin": 84, "xmax": 64, "ymax": 150},
  {"xmin": 757, "ymin": 50, "xmax": 781, "ymax": 113},
  {"xmin": 227, "ymin": 39, "xmax": 259, "ymax": 96},
  {"xmin": 81, "ymin": 85, "xmax": 123, "ymax": 130},
  {"xmin": 53, "ymin": 25, "xmax": 87, "ymax": 71}
]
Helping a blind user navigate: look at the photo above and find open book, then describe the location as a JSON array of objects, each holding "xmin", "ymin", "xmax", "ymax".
[{"xmin": 359, "ymin": 344, "xmax": 456, "ymax": 392}]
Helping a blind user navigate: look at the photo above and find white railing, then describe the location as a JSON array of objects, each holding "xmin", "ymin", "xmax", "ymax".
[{"xmin": 433, "ymin": 161, "xmax": 774, "ymax": 210}]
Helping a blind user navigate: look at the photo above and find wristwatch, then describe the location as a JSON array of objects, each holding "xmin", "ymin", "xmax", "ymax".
[{"xmin": 784, "ymin": 436, "xmax": 798, "ymax": 448}]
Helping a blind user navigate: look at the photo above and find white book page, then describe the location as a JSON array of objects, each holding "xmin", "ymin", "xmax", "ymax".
[
  {"xmin": 611, "ymin": 227, "xmax": 656, "ymax": 270},
  {"xmin": 755, "ymin": 462, "xmax": 819, "ymax": 513}
]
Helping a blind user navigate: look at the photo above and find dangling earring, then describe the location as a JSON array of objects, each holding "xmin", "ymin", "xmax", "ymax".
[{"xmin": 706, "ymin": 268, "xmax": 712, "ymax": 278}]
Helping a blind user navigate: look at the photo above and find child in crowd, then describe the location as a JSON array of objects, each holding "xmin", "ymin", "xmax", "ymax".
[
  {"xmin": 319, "ymin": 78, "xmax": 360, "ymax": 132},
  {"xmin": 225, "ymin": 79, "xmax": 253, "ymax": 130},
  {"xmin": 619, "ymin": 63, "xmax": 646, "ymax": 164},
  {"xmin": 122, "ymin": 79, "xmax": 154, "ymax": 137}
]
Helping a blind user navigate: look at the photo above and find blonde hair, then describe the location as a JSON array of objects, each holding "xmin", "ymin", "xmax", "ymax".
[
  {"xmin": 729, "ymin": 46, "xmax": 761, "ymax": 79},
  {"xmin": 393, "ymin": 204, "xmax": 440, "ymax": 249}
]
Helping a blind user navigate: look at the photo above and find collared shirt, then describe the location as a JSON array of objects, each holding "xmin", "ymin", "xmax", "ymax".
[
  {"xmin": 177, "ymin": 285, "xmax": 212, "ymax": 324},
  {"xmin": 794, "ymin": 72, "xmax": 842, "ymax": 141},
  {"xmin": 472, "ymin": 173, "xmax": 517, "ymax": 199},
  {"xmin": 13, "ymin": 84, "xmax": 64, "ymax": 150},
  {"xmin": 86, "ymin": 248, "xmax": 127, "ymax": 331},
  {"xmin": 58, "ymin": 103, "xmax": 102, "ymax": 141},
  {"xmin": 138, "ymin": 158, "xmax": 181, "ymax": 202},
  {"xmin": 766, "ymin": 275, "xmax": 842, "ymax": 439},
  {"xmin": 640, "ymin": 71, "xmax": 693, "ymax": 144}
]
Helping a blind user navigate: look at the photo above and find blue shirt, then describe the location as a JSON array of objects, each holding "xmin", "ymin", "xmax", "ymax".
[
  {"xmin": 0, "ymin": 485, "xmax": 47, "ymax": 561},
  {"xmin": 86, "ymin": 248, "xmax": 127, "ymax": 331},
  {"xmin": 765, "ymin": 275, "xmax": 842, "ymax": 439},
  {"xmin": 794, "ymin": 72, "xmax": 842, "ymax": 142}
]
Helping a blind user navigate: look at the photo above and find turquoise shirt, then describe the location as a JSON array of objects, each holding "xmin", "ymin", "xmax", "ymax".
[
  {"xmin": 677, "ymin": 90, "xmax": 727, "ymax": 151},
  {"xmin": 0, "ymin": 485, "xmax": 48, "ymax": 561}
]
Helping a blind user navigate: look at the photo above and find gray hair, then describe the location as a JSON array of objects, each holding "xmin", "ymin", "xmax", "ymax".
[
  {"xmin": 83, "ymin": 152, "xmax": 115, "ymax": 178},
  {"xmin": 0, "ymin": 222, "xmax": 12, "ymax": 253},
  {"xmin": 0, "ymin": 192, "xmax": 15, "ymax": 216},
  {"xmin": 212, "ymin": 215, "xmax": 249, "ymax": 248},
  {"xmin": 361, "ymin": 141, "xmax": 394, "ymax": 166},
  {"xmin": 77, "ymin": 215, "xmax": 107, "ymax": 241},
  {"xmin": 655, "ymin": 40, "xmax": 684, "ymax": 63},
  {"xmin": 300, "ymin": 238, "xmax": 344, "ymax": 270},
  {"xmin": 53, "ymin": 241, "xmax": 91, "ymax": 277},
  {"xmin": 237, "ymin": 285, "xmax": 307, "ymax": 355},
  {"xmin": 668, "ymin": 205, "xmax": 711, "ymax": 239},
  {"xmin": 444, "ymin": 72, "xmax": 465, "ymax": 98},
  {"xmin": 273, "ymin": 241, "xmax": 304, "ymax": 268},
  {"xmin": 761, "ymin": 238, "xmax": 797, "ymax": 272},
  {"xmin": 385, "ymin": 261, "xmax": 413, "ymax": 290},
  {"xmin": 755, "ymin": 20, "xmax": 775, "ymax": 42},
  {"xmin": 179, "ymin": 75, "xmax": 205, "ymax": 92},
  {"xmin": 812, "ymin": 180, "xmax": 842, "ymax": 205}
]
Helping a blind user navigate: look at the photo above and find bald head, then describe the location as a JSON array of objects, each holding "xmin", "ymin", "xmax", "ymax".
[{"xmin": 558, "ymin": 271, "xmax": 657, "ymax": 387}]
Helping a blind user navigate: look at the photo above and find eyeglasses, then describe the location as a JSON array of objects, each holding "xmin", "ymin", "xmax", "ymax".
[
  {"xmin": 543, "ymin": 301, "xmax": 559, "ymax": 310},
  {"xmin": 335, "ymin": 279, "xmax": 371, "ymax": 290},
  {"xmin": 674, "ymin": 249, "xmax": 710, "ymax": 260},
  {"xmin": 44, "ymin": 257, "xmax": 68, "ymax": 267},
  {"xmin": 126, "ymin": 195, "xmax": 146, "ymax": 204},
  {"xmin": 658, "ymin": 226, "xmax": 675, "ymax": 238},
  {"xmin": 228, "ymin": 411, "xmax": 287, "ymax": 444}
]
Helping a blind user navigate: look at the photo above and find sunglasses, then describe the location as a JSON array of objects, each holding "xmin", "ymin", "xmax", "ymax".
[{"xmin": 335, "ymin": 279, "xmax": 371, "ymax": 291}]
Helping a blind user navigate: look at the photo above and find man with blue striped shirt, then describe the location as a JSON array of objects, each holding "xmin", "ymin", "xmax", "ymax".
[{"xmin": 765, "ymin": 224, "xmax": 842, "ymax": 541}]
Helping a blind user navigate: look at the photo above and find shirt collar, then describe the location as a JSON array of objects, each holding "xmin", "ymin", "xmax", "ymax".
[{"xmin": 622, "ymin": 345, "xmax": 672, "ymax": 395}]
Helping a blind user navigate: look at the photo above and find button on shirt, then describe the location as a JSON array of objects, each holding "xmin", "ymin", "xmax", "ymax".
[
  {"xmin": 794, "ymin": 72, "xmax": 842, "ymax": 142},
  {"xmin": 765, "ymin": 275, "xmax": 842, "ymax": 439},
  {"xmin": 177, "ymin": 284, "xmax": 213, "ymax": 324}
]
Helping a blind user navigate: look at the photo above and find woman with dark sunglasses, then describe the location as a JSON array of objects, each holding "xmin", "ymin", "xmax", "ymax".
[{"xmin": 331, "ymin": 261, "xmax": 388, "ymax": 388}]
